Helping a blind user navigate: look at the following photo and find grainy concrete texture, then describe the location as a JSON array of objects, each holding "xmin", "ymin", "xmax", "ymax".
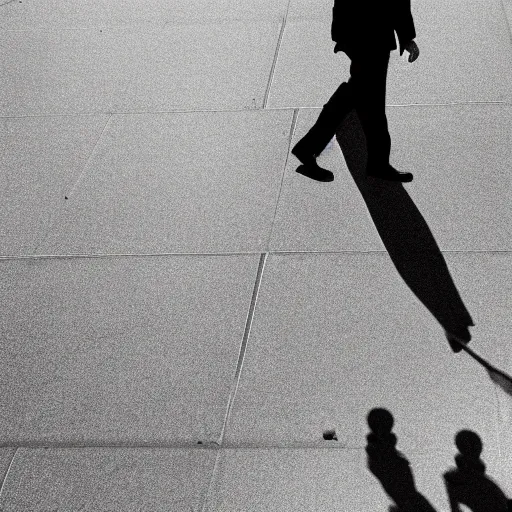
[{"xmin": 1, "ymin": 0, "xmax": 511, "ymax": 510}]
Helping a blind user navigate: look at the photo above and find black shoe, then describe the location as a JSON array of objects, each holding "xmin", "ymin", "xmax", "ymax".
[
  {"xmin": 292, "ymin": 142, "xmax": 334, "ymax": 182},
  {"xmin": 295, "ymin": 164, "xmax": 334, "ymax": 182},
  {"xmin": 367, "ymin": 164, "xmax": 413, "ymax": 183}
]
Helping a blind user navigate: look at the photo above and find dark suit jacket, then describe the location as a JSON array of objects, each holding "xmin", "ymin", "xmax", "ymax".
[{"xmin": 331, "ymin": 0, "xmax": 416, "ymax": 56}]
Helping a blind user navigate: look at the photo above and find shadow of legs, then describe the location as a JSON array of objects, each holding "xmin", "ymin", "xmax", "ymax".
[{"xmin": 336, "ymin": 111, "xmax": 474, "ymax": 352}]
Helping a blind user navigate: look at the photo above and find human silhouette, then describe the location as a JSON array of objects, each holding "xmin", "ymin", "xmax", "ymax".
[
  {"xmin": 292, "ymin": 0, "xmax": 419, "ymax": 182},
  {"xmin": 365, "ymin": 408, "xmax": 437, "ymax": 512},
  {"xmin": 443, "ymin": 430, "xmax": 512, "ymax": 512}
]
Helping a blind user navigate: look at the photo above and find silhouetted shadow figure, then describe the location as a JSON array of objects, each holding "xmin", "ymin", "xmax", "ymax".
[
  {"xmin": 365, "ymin": 408, "xmax": 437, "ymax": 511},
  {"xmin": 335, "ymin": 111, "xmax": 474, "ymax": 354},
  {"xmin": 443, "ymin": 430, "xmax": 512, "ymax": 511}
]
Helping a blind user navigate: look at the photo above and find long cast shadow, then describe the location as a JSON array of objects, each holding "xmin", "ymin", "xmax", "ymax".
[
  {"xmin": 335, "ymin": 110, "xmax": 474, "ymax": 347},
  {"xmin": 334, "ymin": 111, "xmax": 512, "ymax": 396}
]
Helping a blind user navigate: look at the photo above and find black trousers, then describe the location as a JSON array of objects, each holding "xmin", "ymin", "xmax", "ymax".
[{"xmin": 300, "ymin": 48, "xmax": 391, "ymax": 169}]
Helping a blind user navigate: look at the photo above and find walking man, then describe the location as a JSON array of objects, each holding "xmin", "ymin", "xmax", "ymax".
[{"xmin": 292, "ymin": 0, "xmax": 420, "ymax": 182}]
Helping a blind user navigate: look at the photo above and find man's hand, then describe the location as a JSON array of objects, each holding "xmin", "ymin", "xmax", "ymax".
[{"xmin": 403, "ymin": 40, "xmax": 419, "ymax": 62}]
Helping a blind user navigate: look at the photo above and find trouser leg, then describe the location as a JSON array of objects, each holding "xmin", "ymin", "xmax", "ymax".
[
  {"xmin": 296, "ymin": 79, "xmax": 355, "ymax": 157},
  {"xmin": 296, "ymin": 48, "xmax": 391, "ymax": 164},
  {"xmin": 349, "ymin": 50, "xmax": 391, "ymax": 169}
]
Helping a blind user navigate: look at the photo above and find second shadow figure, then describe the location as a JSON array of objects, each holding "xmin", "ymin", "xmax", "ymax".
[
  {"xmin": 365, "ymin": 408, "xmax": 437, "ymax": 512},
  {"xmin": 444, "ymin": 430, "xmax": 512, "ymax": 512},
  {"xmin": 292, "ymin": 0, "xmax": 420, "ymax": 183}
]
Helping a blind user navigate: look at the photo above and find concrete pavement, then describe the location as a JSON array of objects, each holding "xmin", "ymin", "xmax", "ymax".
[{"xmin": 1, "ymin": 0, "xmax": 511, "ymax": 509}]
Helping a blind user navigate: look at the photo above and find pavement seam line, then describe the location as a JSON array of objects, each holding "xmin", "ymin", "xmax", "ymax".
[
  {"xmin": 0, "ymin": 448, "xmax": 18, "ymax": 500},
  {"xmin": 1, "ymin": 250, "xmax": 510, "ymax": 262},
  {"xmin": 0, "ymin": 101, "xmax": 510, "ymax": 119},
  {"xmin": 31, "ymin": 113, "xmax": 113, "ymax": 255},
  {"xmin": 200, "ymin": 252, "xmax": 268, "ymax": 512},
  {"xmin": 500, "ymin": 0, "xmax": 512, "ymax": 49},
  {"xmin": 0, "ymin": 443, "xmax": 362, "ymax": 449},
  {"xmin": 64, "ymin": 113, "xmax": 113, "ymax": 200},
  {"xmin": 263, "ymin": 0, "xmax": 293, "ymax": 109},
  {"xmin": 266, "ymin": 108, "xmax": 299, "ymax": 248},
  {"xmin": 217, "ymin": 252, "xmax": 268, "ymax": 447}
]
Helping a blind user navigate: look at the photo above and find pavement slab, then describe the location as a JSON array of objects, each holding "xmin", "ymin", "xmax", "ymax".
[
  {"xmin": 223, "ymin": 252, "xmax": 509, "ymax": 457},
  {"xmin": 0, "ymin": 21, "xmax": 281, "ymax": 116},
  {"xmin": 204, "ymin": 446, "xmax": 507, "ymax": 511},
  {"xmin": 116, "ymin": 21, "xmax": 282, "ymax": 113},
  {"xmin": 0, "ymin": 447, "xmax": 216, "ymax": 512},
  {"xmin": 287, "ymin": 0, "xmax": 335, "ymax": 21},
  {"xmin": 0, "ymin": 0, "xmax": 167, "ymax": 28},
  {"xmin": 0, "ymin": 254, "xmax": 259, "ymax": 445},
  {"xmin": 0, "ymin": 115, "xmax": 109, "ymax": 256},
  {"xmin": 0, "ymin": 27, "xmax": 163, "ymax": 116},
  {"xmin": 205, "ymin": 448, "xmax": 390, "ymax": 511},
  {"xmin": 33, "ymin": 109, "xmax": 293, "ymax": 255}
]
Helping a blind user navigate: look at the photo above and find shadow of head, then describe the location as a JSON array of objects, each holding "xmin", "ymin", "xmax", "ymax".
[
  {"xmin": 444, "ymin": 430, "xmax": 511, "ymax": 512},
  {"xmin": 367, "ymin": 407, "xmax": 394, "ymax": 435}
]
